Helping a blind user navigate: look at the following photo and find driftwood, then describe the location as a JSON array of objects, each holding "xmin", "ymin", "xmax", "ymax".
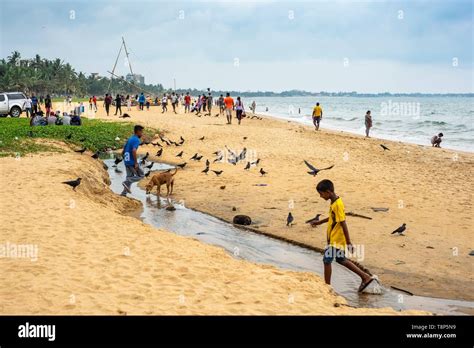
[
  {"xmin": 371, "ymin": 207, "xmax": 389, "ymax": 212},
  {"xmin": 346, "ymin": 211, "xmax": 372, "ymax": 220}
]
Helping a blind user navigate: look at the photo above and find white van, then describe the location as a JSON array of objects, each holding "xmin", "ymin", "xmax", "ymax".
[{"xmin": 0, "ymin": 92, "xmax": 28, "ymax": 117}]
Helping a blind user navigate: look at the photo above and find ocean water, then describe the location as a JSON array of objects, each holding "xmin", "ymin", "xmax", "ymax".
[{"xmin": 247, "ymin": 96, "xmax": 473, "ymax": 152}]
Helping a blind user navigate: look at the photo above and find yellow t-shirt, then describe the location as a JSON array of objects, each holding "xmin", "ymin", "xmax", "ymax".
[
  {"xmin": 313, "ymin": 105, "xmax": 322, "ymax": 117},
  {"xmin": 326, "ymin": 197, "xmax": 347, "ymax": 250}
]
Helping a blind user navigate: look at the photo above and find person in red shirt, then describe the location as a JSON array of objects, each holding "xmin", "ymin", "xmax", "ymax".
[
  {"xmin": 104, "ymin": 94, "xmax": 113, "ymax": 116},
  {"xmin": 223, "ymin": 93, "xmax": 234, "ymax": 124},
  {"xmin": 184, "ymin": 92, "xmax": 191, "ymax": 113},
  {"xmin": 92, "ymin": 95, "xmax": 97, "ymax": 111}
]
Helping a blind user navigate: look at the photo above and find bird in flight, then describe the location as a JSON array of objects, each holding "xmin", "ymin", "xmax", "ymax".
[
  {"xmin": 391, "ymin": 223, "xmax": 407, "ymax": 235},
  {"xmin": 304, "ymin": 160, "xmax": 334, "ymax": 176},
  {"xmin": 62, "ymin": 178, "xmax": 82, "ymax": 191}
]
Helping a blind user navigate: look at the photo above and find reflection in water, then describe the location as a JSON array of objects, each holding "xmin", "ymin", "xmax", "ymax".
[{"xmin": 105, "ymin": 159, "xmax": 473, "ymax": 315}]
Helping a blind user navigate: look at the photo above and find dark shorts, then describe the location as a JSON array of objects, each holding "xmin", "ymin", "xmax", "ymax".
[
  {"xmin": 313, "ymin": 117, "xmax": 321, "ymax": 126},
  {"xmin": 323, "ymin": 246, "xmax": 346, "ymax": 264}
]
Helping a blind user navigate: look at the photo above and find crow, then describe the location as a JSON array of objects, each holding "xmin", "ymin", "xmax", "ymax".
[
  {"xmin": 213, "ymin": 150, "xmax": 222, "ymax": 156},
  {"xmin": 243, "ymin": 136, "xmax": 247, "ymax": 140},
  {"xmin": 114, "ymin": 157, "xmax": 123, "ymax": 165},
  {"xmin": 176, "ymin": 162, "xmax": 187, "ymax": 169},
  {"xmin": 141, "ymin": 152, "xmax": 150, "ymax": 163},
  {"xmin": 260, "ymin": 168, "xmax": 267, "ymax": 176},
  {"xmin": 75, "ymin": 147, "xmax": 86, "ymax": 154},
  {"xmin": 213, "ymin": 155, "xmax": 223, "ymax": 163},
  {"xmin": 250, "ymin": 159, "xmax": 260, "ymax": 166},
  {"xmin": 287, "ymin": 212, "xmax": 294, "ymax": 226},
  {"xmin": 91, "ymin": 151, "xmax": 100, "ymax": 159},
  {"xmin": 199, "ymin": 136, "xmax": 205, "ymax": 141},
  {"xmin": 215, "ymin": 113, "xmax": 219, "ymax": 117},
  {"xmin": 146, "ymin": 162, "xmax": 154, "ymax": 170},
  {"xmin": 145, "ymin": 171, "xmax": 151, "ymax": 177},
  {"xmin": 176, "ymin": 151, "xmax": 184, "ymax": 157},
  {"xmin": 212, "ymin": 170, "xmax": 223, "ymax": 176},
  {"xmin": 156, "ymin": 149, "xmax": 163, "ymax": 157},
  {"xmin": 180, "ymin": 136, "xmax": 185, "ymax": 143},
  {"xmin": 195, "ymin": 155, "xmax": 203, "ymax": 161},
  {"xmin": 304, "ymin": 160, "xmax": 334, "ymax": 176},
  {"xmin": 391, "ymin": 223, "xmax": 407, "ymax": 235},
  {"xmin": 380, "ymin": 144, "xmax": 390, "ymax": 151},
  {"xmin": 163, "ymin": 139, "xmax": 171, "ymax": 146},
  {"xmin": 62, "ymin": 178, "xmax": 82, "ymax": 191},
  {"xmin": 190, "ymin": 153, "xmax": 198, "ymax": 160},
  {"xmin": 120, "ymin": 113, "xmax": 131, "ymax": 118},
  {"xmin": 152, "ymin": 142, "xmax": 162, "ymax": 147},
  {"xmin": 205, "ymin": 159, "xmax": 210, "ymax": 167},
  {"xmin": 244, "ymin": 162, "xmax": 251, "ymax": 170},
  {"xmin": 305, "ymin": 214, "xmax": 321, "ymax": 224},
  {"xmin": 202, "ymin": 166, "xmax": 210, "ymax": 174}
]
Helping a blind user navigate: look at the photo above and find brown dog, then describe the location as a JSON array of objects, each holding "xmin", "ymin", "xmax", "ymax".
[{"xmin": 145, "ymin": 168, "xmax": 177, "ymax": 197}]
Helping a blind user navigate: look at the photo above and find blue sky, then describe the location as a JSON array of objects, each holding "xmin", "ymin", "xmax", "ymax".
[{"xmin": 0, "ymin": 0, "xmax": 472, "ymax": 93}]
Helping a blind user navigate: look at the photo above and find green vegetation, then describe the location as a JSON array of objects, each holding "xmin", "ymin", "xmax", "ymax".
[
  {"xmin": 0, "ymin": 117, "xmax": 157, "ymax": 157},
  {"xmin": 0, "ymin": 51, "xmax": 165, "ymax": 96}
]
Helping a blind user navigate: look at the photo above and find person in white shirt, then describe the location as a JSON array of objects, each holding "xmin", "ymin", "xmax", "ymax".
[
  {"xmin": 62, "ymin": 112, "xmax": 71, "ymax": 125},
  {"xmin": 23, "ymin": 97, "xmax": 33, "ymax": 118}
]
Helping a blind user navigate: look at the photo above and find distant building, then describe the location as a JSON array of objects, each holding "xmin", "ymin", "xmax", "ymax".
[
  {"xmin": 126, "ymin": 73, "xmax": 145, "ymax": 85},
  {"xmin": 90, "ymin": 73, "xmax": 100, "ymax": 79}
]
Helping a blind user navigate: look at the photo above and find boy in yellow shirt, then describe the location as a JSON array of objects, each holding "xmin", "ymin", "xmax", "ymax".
[
  {"xmin": 312, "ymin": 102, "xmax": 323, "ymax": 131},
  {"xmin": 311, "ymin": 179, "xmax": 376, "ymax": 292}
]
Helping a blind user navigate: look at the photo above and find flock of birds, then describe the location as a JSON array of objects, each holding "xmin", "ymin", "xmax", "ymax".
[{"xmin": 61, "ymin": 126, "xmax": 405, "ymax": 235}]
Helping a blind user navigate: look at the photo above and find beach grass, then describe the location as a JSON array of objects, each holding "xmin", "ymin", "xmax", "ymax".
[{"xmin": 0, "ymin": 117, "xmax": 157, "ymax": 157}]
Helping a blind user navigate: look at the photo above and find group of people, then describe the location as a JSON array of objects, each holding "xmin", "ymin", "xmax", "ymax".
[{"xmin": 29, "ymin": 110, "xmax": 82, "ymax": 126}]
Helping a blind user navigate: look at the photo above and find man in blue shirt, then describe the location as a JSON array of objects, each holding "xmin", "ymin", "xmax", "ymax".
[
  {"xmin": 121, "ymin": 125, "xmax": 145, "ymax": 196},
  {"xmin": 31, "ymin": 94, "xmax": 38, "ymax": 114},
  {"xmin": 138, "ymin": 93, "xmax": 145, "ymax": 111}
]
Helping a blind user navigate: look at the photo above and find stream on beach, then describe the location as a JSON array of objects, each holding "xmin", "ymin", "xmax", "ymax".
[{"xmin": 104, "ymin": 158, "xmax": 474, "ymax": 315}]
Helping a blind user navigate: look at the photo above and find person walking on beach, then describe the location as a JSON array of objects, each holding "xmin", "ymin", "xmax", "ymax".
[
  {"xmin": 31, "ymin": 94, "xmax": 39, "ymax": 114},
  {"xmin": 311, "ymin": 179, "xmax": 376, "ymax": 291},
  {"xmin": 114, "ymin": 94, "xmax": 122, "ymax": 116},
  {"xmin": 89, "ymin": 96, "xmax": 93, "ymax": 110},
  {"xmin": 312, "ymin": 102, "xmax": 323, "ymax": 131},
  {"xmin": 92, "ymin": 95, "xmax": 97, "ymax": 111},
  {"xmin": 44, "ymin": 94, "xmax": 52, "ymax": 115},
  {"xmin": 171, "ymin": 92, "xmax": 178, "ymax": 114},
  {"xmin": 218, "ymin": 94, "xmax": 225, "ymax": 116},
  {"xmin": 138, "ymin": 93, "xmax": 145, "ymax": 111},
  {"xmin": 161, "ymin": 94, "xmax": 168, "ymax": 113},
  {"xmin": 365, "ymin": 110, "xmax": 372, "ymax": 137},
  {"xmin": 184, "ymin": 92, "xmax": 191, "ymax": 113},
  {"xmin": 251, "ymin": 101, "xmax": 256, "ymax": 115},
  {"xmin": 104, "ymin": 93, "xmax": 112, "ymax": 116},
  {"xmin": 121, "ymin": 125, "xmax": 145, "ymax": 196},
  {"xmin": 235, "ymin": 96, "xmax": 245, "ymax": 125},
  {"xmin": 224, "ymin": 93, "xmax": 234, "ymax": 124},
  {"xmin": 206, "ymin": 93, "xmax": 213, "ymax": 116},
  {"xmin": 126, "ymin": 95, "xmax": 131, "ymax": 111},
  {"xmin": 431, "ymin": 133, "xmax": 444, "ymax": 147},
  {"xmin": 23, "ymin": 96, "xmax": 32, "ymax": 118}
]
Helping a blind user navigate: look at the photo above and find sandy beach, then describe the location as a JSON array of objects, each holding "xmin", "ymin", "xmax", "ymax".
[
  {"xmin": 84, "ymin": 102, "xmax": 474, "ymax": 302},
  {"xmin": 0, "ymin": 149, "xmax": 429, "ymax": 315}
]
